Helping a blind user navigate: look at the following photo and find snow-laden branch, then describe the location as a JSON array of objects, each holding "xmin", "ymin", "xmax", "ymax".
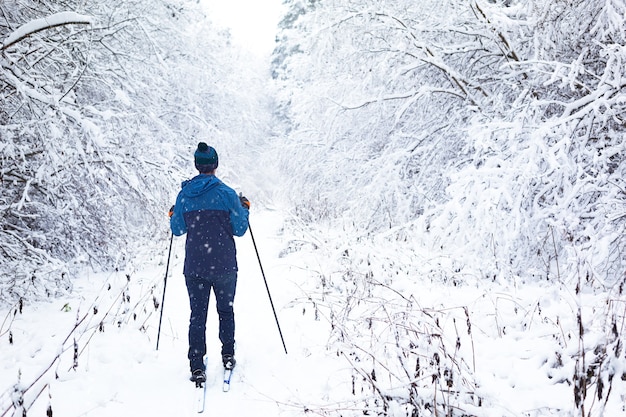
[
  {"xmin": 339, "ymin": 86, "xmax": 465, "ymax": 111},
  {"xmin": 1, "ymin": 11, "xmax": 94, "ymax": 51}
]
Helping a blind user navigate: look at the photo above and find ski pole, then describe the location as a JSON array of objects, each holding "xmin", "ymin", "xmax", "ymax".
[
  {"xmin": 249, "ymin": 222, "xmax": 288, "ymax": 354},
  {"xmin": 156, "ymin": 232, "xmax": 174, "ymax": 350}
]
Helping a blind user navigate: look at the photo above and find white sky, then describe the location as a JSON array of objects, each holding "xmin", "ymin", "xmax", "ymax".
[{"xmin": 200, "ymin": 0, "xmax": 284, "ymax": 55}]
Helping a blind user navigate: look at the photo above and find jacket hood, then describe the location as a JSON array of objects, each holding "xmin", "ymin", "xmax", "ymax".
[{"xmin": 180, "ymin": 174, "xmax": 221, "ymax": 198}]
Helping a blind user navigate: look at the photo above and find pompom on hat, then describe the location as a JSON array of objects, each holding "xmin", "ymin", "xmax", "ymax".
[{"xmin": 194, "ymin": 142, "xmax": 218, "ymax": 173}]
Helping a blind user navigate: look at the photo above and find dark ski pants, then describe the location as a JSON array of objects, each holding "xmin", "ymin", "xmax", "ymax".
[{"xmin": 185, "ymin": 272, "xmax": 237, "ymax": 372}]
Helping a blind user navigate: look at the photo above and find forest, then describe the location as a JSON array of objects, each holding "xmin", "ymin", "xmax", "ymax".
[
  {"xmin": 2, "ymin": 0, "xmax": 625, "ymax": 416},
  {"xmin": 1, "ymin": 0, "xmax": 270, "ymax": 302}
]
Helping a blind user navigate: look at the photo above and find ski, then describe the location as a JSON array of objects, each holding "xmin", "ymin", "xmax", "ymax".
[
  {"xmin": 195, "ymin": 365, "xmax": 231, "ymax": 413},
  {"xmin": 222, "ymin": 368, "xmax": 233, "ymax": 392},
  {"xmin": 194, "ymin": 357, "xmax": 208, "ymax": 413},
  {"xmin": 196, "ymin": 380, "xmax": 207, "ymax": 413}
]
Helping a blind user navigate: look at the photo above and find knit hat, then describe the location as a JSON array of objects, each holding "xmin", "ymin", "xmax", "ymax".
[{"xmin": 194, "ymin": 142, "xmax": 218, "ymax": 173}]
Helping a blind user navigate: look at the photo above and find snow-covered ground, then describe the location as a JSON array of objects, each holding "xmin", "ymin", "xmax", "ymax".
[
  {"xmin": 0, "ymin": 210, "xmax": 343, "ymax": 416},
  {"xmin": 1, "ymin": 209, "xmax": 625, "ymax": 416}
]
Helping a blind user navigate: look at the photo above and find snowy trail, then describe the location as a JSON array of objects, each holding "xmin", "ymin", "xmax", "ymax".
[
  {"xmin": 0, "ymin": 209, "xmax": 342, "ymax": 416},
  {"xmin": 5, "ymin": 209, "xmax": 622, "ymax": 416}
]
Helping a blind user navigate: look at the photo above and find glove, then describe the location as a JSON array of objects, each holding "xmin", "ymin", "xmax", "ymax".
[
  {"xmin": 168, "ymin": 205, "xmax": 175, "ymax": 218},
  {"xmin": 239, "ymin": 195, "xmax": 250, "ymax": 210}
]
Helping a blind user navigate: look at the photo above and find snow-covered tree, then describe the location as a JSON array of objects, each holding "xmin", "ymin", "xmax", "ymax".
[
  {"xmin": 273, "ymin": 0, "xmax": 626, "ymax": 285},
  {"xmin": 0, "ymin": 0, "xmax": 255, "ymax": 303},
  {"xmin": 272, "ymin": 0, "xmax": 626, "ymax": 414}
]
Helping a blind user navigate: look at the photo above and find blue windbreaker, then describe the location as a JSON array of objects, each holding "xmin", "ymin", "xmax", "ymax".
[{"xmin": 170, "ymin": 174, "xmax": 249, "ymax": 277}]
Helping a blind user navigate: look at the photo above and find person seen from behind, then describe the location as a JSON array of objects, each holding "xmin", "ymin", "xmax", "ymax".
[{"xmin": 169, "ymin": 142, "xmax": 250, "ymax": 384}]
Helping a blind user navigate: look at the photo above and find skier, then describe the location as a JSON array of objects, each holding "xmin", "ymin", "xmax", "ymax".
[{"xmin": 169, "ymin": 142, "xmax": 250, "ymax": 384}]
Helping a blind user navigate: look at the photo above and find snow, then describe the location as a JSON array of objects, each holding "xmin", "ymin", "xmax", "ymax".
[
  {"xmin": 2, "ymin": 208, "xmax": 625, "ymax": 416},
  {"xmin": 2, "ymin": 1, "xmax": 626, "ymax": 416},
  {"xmin": 0, "ymin": 210, "xmax": 344, "ymax": 416}
]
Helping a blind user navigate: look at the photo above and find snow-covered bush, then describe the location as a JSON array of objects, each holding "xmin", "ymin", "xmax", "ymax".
[
  {"xmin": 273, "ymin": 0, "xmax": 626, "ymax": 415},
  {"xmin": 273, "ymin": 0, "xmax": 626, "ymax": 286},
  {"xmin": 431, "ymin": 0, "xmax": 626, "ymax": 284}
]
